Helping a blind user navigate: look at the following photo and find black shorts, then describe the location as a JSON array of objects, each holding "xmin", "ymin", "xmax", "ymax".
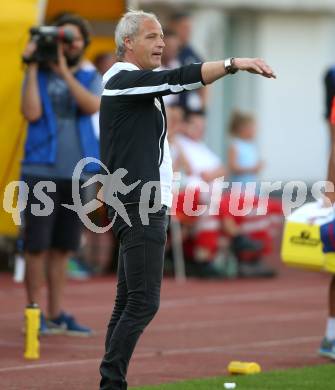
[{"xmin": 22, "ymin": 176, "xmax": 82, "ymax": 253}]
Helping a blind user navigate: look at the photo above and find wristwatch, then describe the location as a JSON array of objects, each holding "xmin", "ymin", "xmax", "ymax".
[{"xmin": 224, "ymin": 57, "xmax": 238, "ymax": 74}]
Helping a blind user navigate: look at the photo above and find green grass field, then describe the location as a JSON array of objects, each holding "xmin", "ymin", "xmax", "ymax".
[{"xmin": 133, "ymin": 364, "xmax": 335, "ymax": 390}]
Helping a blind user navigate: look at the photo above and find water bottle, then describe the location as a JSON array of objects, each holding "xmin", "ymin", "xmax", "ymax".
[
  {"xmin": 228, "ymin": 361, "xmax": 261, "ymax": 375},
  {"xmin": 24, "ymin": 303, "xmax": 40, "ymax": 359}
]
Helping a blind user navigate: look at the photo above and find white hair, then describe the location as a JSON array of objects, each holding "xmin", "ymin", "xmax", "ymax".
[{"xmin": 115, "ymin": 10, "xmax": 160, "ymax": 59}]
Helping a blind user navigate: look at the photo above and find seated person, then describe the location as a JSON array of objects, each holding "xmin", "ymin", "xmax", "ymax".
[
  {"xmin": 166, "ymin": 104, "xmax": 191, "ymax": 176},
  {"xmin": 173, "ymin": 109, "xmax": 277, "ymax": 278},
  {"xmin": 228, "ymin": 110, "xmax": 263, "ymax": 189}
]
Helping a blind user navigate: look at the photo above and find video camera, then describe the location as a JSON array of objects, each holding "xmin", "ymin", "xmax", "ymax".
[{"xmin": 23, "ymin": 26, "xmax": 74, "ymax": 64}]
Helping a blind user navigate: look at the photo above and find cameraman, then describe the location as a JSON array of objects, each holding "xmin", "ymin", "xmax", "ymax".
[{"xmin": 20, "ymin": 14, "xmax": 101, "ymax": 335}]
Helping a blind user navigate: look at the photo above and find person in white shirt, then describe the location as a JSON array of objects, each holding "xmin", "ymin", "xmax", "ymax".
[{"xmin": 175, "ymin": 109, "xmax": 276, "ymax": 278}]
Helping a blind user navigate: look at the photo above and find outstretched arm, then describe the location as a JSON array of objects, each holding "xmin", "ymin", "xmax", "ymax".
[
  {"xmin": 201, "ymin": 58, "xmax": 276, "ymax": 85},
  {"xmin": 103, "ymin": 58, "xmax": 276, "ymax": 100}
]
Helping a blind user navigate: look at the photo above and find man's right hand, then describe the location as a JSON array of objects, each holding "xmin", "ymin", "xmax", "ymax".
[{"xmin": 234, "ymin": 58, "xmax": 276, "ymax": 79}]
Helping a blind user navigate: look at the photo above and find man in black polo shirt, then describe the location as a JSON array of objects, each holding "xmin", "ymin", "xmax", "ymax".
[{"xmin": 99, "ymin": 10, "xmax": 276, "ymax": 389}]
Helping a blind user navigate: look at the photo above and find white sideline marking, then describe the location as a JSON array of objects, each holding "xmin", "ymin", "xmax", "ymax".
[
  {"xmin": 160, "ymin": 287, "xmax": 324, "ymax": 308},
  {"xmin": 158, "ymin": 336, "xmax": 321, "ymax": 357},
  {"xmin": 0, "ymin": 358, "xmax": 101, "ymax": 373},
  {"xmin": 0, "ymin": 335, "xmax": 321, "ymax": 373},
  {"xmin": 150, "ymin": 310, "xmax": 325, "ymax": 332}
]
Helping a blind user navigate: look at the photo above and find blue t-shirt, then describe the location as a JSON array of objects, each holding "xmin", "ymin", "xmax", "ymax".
[
  {"xmin": 22, "ymin": 69, "xmax": 102, "ymax": 180},
  {"xmin": 178, "ymin": 45, "xmax": 202, "ymax": 66},
  {"xmin": 229, "ymin": 138, "xmax": 259, "ymax": 184}
]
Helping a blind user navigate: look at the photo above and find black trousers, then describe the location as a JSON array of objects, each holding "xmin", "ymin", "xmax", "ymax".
[{"xmin": 99, "ymin": 205, "xmax": 169, "ymax": 390}]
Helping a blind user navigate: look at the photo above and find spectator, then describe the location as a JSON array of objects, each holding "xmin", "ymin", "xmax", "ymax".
[
  {"xmin": 21, "ymin": 13, "xmax": 101, "ymax": 335},
  {"xmin": 176, "ymin": 110, "xmax": 276, "ymax": 277},
  {"xmin": 91, "ymin": 51, "xmax": 118, "ymax": 276},
  {"xmin": 169, "ymin": 11, "xmax": 207, "ymax": 110},
  {"xmin": 228, "ymin": 110, "xmax": 263, "ymax": 195},
  {"xmin": 324, "ymin": 65, "xmax": 335, "ymax": 121},
  {"xmin": 161, "ymin": 29, "xmax": 180, "ymax": 69},
  {"xmin": 319, "ymin": 65, "xmax": 335, "ymax": 359},
  {"xmin": 159, "ymin": 29, "xmax": 181, "ymax": 106},
  {"xmin": 166, "ymin": 104, "xmax": 191, "ymax": 176},
  {"xmin": 93, "ymin": 52, "xmax": 117, "ymax": 75},
  {"xmin": 169, "ymin": 11, "xmax": 201, "ymax": 65}
]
